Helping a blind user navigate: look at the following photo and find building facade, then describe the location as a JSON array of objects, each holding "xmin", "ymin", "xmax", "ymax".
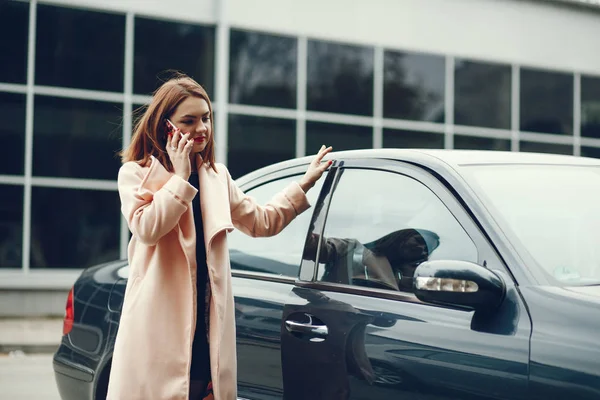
[{"xmin": 1, "ymin": 0, "xmax": 599, "ymax": 313}]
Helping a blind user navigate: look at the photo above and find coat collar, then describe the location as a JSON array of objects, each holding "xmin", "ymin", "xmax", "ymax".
[{"xmin": 147, "ymin": 155, "xmax": 233, "ymax": 246}]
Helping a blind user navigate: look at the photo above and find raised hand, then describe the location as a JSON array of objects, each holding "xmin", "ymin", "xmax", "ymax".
[
  {"xmin": 166, "ymin": 127, "xmax": 194, "ymax": 180},
  {"xmin": 299, "ymin": 145, "xmax": 333, "ymax": 193}
]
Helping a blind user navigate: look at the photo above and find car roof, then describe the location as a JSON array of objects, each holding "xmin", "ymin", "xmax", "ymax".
[{"xmin": 235, "ymin": 149, "xmax": 600, "ymax": 185}]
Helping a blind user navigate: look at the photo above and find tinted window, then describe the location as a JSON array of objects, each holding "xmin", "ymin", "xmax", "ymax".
[
  {"xmin": 134, "ymin": 17, "xmax": 215, "ymax": 95},
  {"xmin": 455, "ymin": 60, "xmax": 511, "ymax": 129},
  {"xmin": 35, "ymin": 4, "xmax": 125, "ymax": 92},
  {"xmin": 0, "ymin": 184, "xmax": 23, "ymax": 269},
  {"xmin": 228, "ymin": 175, "xmax": 323, "ymax": 277},
  {"xmin": 520, "ymin": 68, "xmax": 573, "ymax": 135},
  {"xmin": 33, "ymin": 96, "xmax": 123, "ymax": 179},
  {"xmin": 454, "ymin": 135, "xmax": 511, "ymax": 151},
  {"xmin": 30, "ymin": 187, "xmax": 120, "ymax": 268},
  {"xmin": 312, "ymin": 169, "xmax": 477, "ymax": 293},
  {"xmin": 306, "ymin": 122, "xmax": 372, "ymax": 154},
  {"xmin": 227, "ymin": 114, "xmax": 295, "ymax": 179},
  {"xmin": 384, "ymin": 50, "xmax": 445, "ymax": 122},
  {"xmin": 581, "ymin": 75, "xmax": 600, "ymax": 139},
  {"xmin": 581, "ymin": 146, "xmax": 600, "ymax": 159},
  {"xmin": 307, "ymin": 40, "xmax": 373, "ymax": 116},
  {"xmin": 0, "ymin": 0, "xmax": 29, "ymax": 84},
  {"xmin": 229, "ymin": 29, "xmax": 297, "ymax": 109},
  {"xmin": 383, "ymin": 129, "xmax": 444, "ymax": 149},
  {"xmin": 0, "ymin": 92, "xmax": 26, "ymax": 175},
  {"xmin": 520, "ymin": 141, "xmax": 572, "ymax": 155}
]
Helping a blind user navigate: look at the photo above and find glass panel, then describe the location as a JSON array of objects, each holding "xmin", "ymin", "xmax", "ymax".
[
  {"xmin": 454, "ymin": 135, "xmax": 511, "ymax": 151},
  {"xmin": 313, "ymin": 169, "xmax": 477, "ymax": 293},
  {"xmin": 520, "ymin": 141, "xmax": 572, "ymax": 155},
  {"xmin": 455, "ymin": 60, "xmax": 511, "ymax": 129},
  {"xmin": 581, "ymin": 75, "xmax": 600, "ymax": 139},
  {"xmin": 227, "ymin": 114, "xmax": 295, "ymax": 179},
  {"xmin": 383, "ymin": 50, "xmax": 445, "ymax": 122},
  {"xmin": 134, "ymin": 17, "xmax": 215, "ymax": 96},
  {"xmin": 35, "ymin": 4, "xmax": 125, "ymax": 92},
  {"xmin": 383, "ymin": 129, "xmax": 444, "ymax": 149},
  {"xmin": 306, "ymin": 121, "xmax": 372, "ymax": 154},
  {"xmin": 0, "ymin": 0, "xmax": 29, "ymax": 84},
  {"xmin": 229, "ymin": 29, "xmax": 297, "ymax": 109},
  {"xmin": 520, "ymin": 68, "xmax": 573, "ymax": 135},
  {"xmin": 30, "ymin": 187, "xmax": 120, "ymax": 269},
  {"xmin": 580, "ymin": 146, "xmax": 600, "ymax": 159},
  {"xmin": 228, "ymin": 174, "xmax": 323, "ymax": 277},
  {"xmin": 307, "ymin": 40, "xmax": 374, "ymax": 116},
  {"xmin": 33, "ymin": 96, "xmax": 123, "ymax": 180},
  {"xmin": 0, "ymin": 184, "xmax": 23, "ymax": 269},
  {"xmin": 0, "ymin": 92, "xmax": 26, "ymax": 175}
]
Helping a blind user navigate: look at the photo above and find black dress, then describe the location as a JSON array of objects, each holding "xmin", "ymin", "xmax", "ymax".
[{"xmin": 188, "ymin": 172, "xmax": 211, "ymax": 383}]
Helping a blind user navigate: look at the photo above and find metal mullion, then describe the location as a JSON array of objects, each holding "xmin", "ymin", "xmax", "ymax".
[
  {"xmin": 574, "ymin": 73, "xmax": 581, "ymax": 156},
  {"xmin": 373, "ymin": 46, "xmax": 384, "ymax": 149},
  {"xmin": 214, "ymin": 0, "xmax": 230, "ymax": 165},
  {"xmin": 511, "ymin": 64, "xmax": 520, "ymax": 152},
  {"xmin": 296, "ymin": 36, "xmax": 307, "ymax": 158},
  {"xmin": 444, "ymin": 56, "xmax": 454, "ymax": 149},
  {"xmin": 22, "ymin": 0, "xmax": 38, "ymax": 273}
]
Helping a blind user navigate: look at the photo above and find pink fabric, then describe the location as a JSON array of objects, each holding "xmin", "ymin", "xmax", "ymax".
[{"xmin": 107, "ymin": 155, "xmax": 310, "ymax": 400}]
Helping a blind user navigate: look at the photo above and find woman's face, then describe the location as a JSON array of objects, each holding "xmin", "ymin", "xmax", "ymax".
[{"xmin": 169, "ymin": 96, "xmax": 211, "ymax": 154}]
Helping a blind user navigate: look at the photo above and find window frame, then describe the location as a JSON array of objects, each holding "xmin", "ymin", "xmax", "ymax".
[
  {"xmin": 296, "ymin": 158, "xmax": 513, "ymax": 302},
  {"xmin": 229, "ymin": 163, "xmax": 320, "ymax": 284}
]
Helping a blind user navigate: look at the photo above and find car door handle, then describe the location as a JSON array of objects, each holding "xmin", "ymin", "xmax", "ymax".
[{"xmin": 285, "ymin": 320, "xmax": 328, "ymax": 338}]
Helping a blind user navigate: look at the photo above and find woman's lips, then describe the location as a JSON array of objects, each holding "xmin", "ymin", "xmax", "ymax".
[{"xmin": 194, "ymin": 137, "xmax": 205, "ymax": 143}]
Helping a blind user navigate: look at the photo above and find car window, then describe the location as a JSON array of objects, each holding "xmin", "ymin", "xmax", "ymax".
[
  {"xmin": 228, "ymin": 175, "xmax": 323, "ymax": 277},
  {"xmin": 310, "ymin": 168, "xmax": 478, "ymax": 293}
]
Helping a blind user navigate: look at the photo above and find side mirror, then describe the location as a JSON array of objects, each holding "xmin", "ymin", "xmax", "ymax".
[{"xmin": 413, "ymin": 260, "xmax": 506, "ymax": 312}]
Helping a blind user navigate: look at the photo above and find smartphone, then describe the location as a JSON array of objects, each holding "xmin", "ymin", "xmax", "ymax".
[{"xmin": 165, "ymin": 119, "xmax": 179, "ymax": 137}]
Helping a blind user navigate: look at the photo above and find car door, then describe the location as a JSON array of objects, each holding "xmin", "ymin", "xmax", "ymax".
[
  {"xmin": 227, "ymin": 166, "xmax": 325, "ymax": 400},
  {"xmin": 280, "ymin": 159, "xmax": 532, "ymax": 400}
]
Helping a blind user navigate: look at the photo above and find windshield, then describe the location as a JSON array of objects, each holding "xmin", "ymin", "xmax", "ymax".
[{"xmin": 464, "ymin": 164, "xmax": 600, "ymax": 286}]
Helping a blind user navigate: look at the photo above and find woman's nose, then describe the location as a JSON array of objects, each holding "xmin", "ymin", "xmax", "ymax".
[{"xmin": 196, "ymin": 122, "xmax": 208, "ymax": 133}]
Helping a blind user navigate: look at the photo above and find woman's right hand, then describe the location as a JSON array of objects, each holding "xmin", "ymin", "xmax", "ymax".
[{"xmin": 166, "ymin": 129, "xmax": 194, "ymax": 180}]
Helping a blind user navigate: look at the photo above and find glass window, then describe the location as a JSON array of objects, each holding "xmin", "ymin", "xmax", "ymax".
[
  {"xmin": 383, "ymin": 129, "xmax": 444, "ymax": 149},
  {"xmin": 35, "ymin": 4, "xmax": 125, "ymax": 92},
  {"xmin": 520, "ymin": 141, "xmax": 572, "ymax": 155},
  {"xmin": 307, "ymin": 40, "xmax": 374, "ymax": 116},
  {"xmin": 455, "ymin": 60, "xmax": 511, "ymax": 129},
  {"xmin": 384, "ymin": 50, "xmax": 445, "ymax": 122},
  {"xmin": 228, "ymin": 175, "xmax": 323, "ymax": 277},
  {"xmin": 454, "ymin": 135, "xmax": 511, "ymax": 151},
  {"xmin": 0, "ymin": 184, "xmax": 23, "ymax": 269},
  {"xmin": 581, "ymin": 146, "xmax": 600, "ymax": 159},
  {"xmin": 581, "ymin": 75, "xmax": 600, "ymax": 139},
  {"xmin": 227, "ymin": 114, "xmax": 295, "ymax": 179},
  {"xmin": 134, "ymin": 17, "xmax": 215, "ymax": 96},
  {"xmin": 0, "ymin": 92, "xmax": 26, "ymax": 175},
  {"xmin": 311, "ymin": 169, "xmax": 477, "ymax": 293},
  {"xmin": 30, "ymin": 187, "xmax": 120, "ymax": 269},
  {"xmin": 307, "ymin": 121, "xmax": 372, "ymax": 154},
  {"xmin": 520, "ymin": 68, "xmax": 573, "ymax": 135},
  {"xmin": 0, "ymin": 0, "xmax": 29, "ymax": 84},
  {"xmin": 229, "ymin": 29, "xmax": 297, "ymax": 109},
  {"xmin": 33, "ymin": 96, "xmax": 123, "ymax": 180}
]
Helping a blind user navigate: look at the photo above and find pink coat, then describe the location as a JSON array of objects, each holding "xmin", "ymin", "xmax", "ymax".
[{"xmin": 107, "ymin": 155, "xmax": 310, "ymax": 400}]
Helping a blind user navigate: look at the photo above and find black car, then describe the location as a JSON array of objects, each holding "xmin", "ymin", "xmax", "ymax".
[{"xmin": 53, "ymin": 149, "xmax": 600, "ymax": 400}]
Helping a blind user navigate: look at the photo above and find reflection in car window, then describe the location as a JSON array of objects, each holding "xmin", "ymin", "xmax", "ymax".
[
  {"xmin": 311, "ymin": 168, "xmax": 477, "ymax": 293},
  {"xmin": 228, "ymin": 175, "xmax": 323, "ymax": 277}
]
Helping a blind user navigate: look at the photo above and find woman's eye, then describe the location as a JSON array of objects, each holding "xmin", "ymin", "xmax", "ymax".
[
  {"xmin": 203, "ymin": 117, "xmax": 210, "ymax": 123},
  {"xmin": 181, "ymin": 120, "xmax": 193, "ymax": 125}
]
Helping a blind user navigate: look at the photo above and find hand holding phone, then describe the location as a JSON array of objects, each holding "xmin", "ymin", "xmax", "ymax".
[{"xmin": 165, "ymin": 118, "xmax": 179, "ymax": 138}]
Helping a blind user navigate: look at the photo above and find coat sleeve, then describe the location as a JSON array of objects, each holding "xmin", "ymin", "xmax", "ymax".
[
  {"xmin": 226, "ymin": 167, "xmax": 311, "ymax": 238},
  {"xmin": 117, "ymin": 161, "xmax": 198, "ymax": 245}
]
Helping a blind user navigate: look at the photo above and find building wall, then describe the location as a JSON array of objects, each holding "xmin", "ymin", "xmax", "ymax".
[{"xmin": 0, "ymin": 0, "xmax": 599, "ymax": 310}]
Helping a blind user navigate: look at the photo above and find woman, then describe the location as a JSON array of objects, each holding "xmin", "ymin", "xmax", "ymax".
[{"xmin": 107, "ymin": 73, "xmax": 332, "ymax": 400}]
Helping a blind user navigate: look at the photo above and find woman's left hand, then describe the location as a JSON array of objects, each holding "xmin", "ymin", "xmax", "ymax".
[{"xmin": 299, "ymin": 145, "xmax": 333, "ymax": 193}]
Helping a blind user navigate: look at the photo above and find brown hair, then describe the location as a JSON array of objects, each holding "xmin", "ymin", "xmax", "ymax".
[{"xmin": 121, "ymin": 73, "xmax": 216, "ymax": 172}]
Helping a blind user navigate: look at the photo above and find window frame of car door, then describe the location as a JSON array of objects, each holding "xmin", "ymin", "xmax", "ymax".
[
  {"xmin": 296, "ymin": 157, "xmax": 518, "ymax": 302},
  {"xmin": 230, "ymin": 162, "xmax": 324, "ymax": 284}
]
